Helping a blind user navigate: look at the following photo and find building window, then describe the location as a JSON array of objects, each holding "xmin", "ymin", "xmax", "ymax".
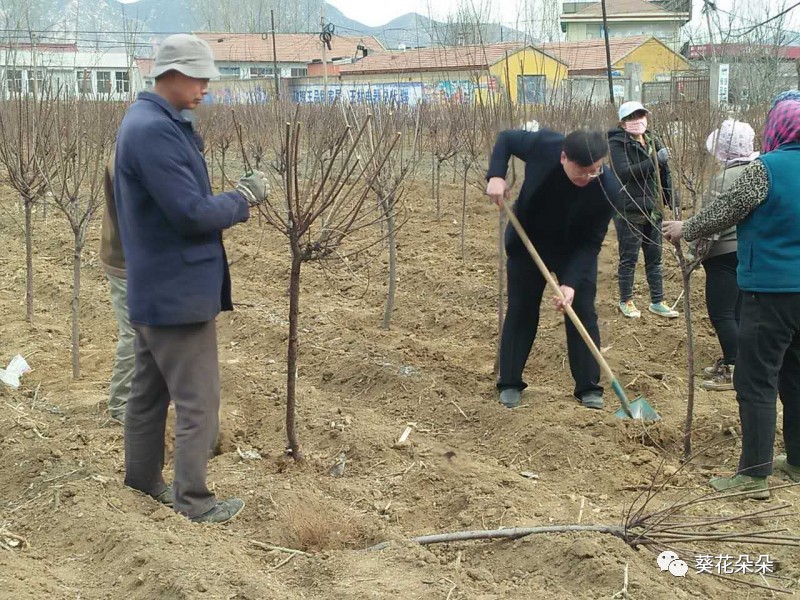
[
  {"xmin": 517, "ymin": 74, "xmax": 546, "ymax": 105},
  {"xmin": 77, "ymin": 70, "xmax": 92, "ymax": 94},
  {"xmin": 250, "ymin": 67, "xmax": 274, "ymax": 78},
  {"xmin": 219, "ymin": 66, "xmax": 241, "ymax": 78},
  {"xmin": 6, "ymin": 69, "xmax": 22, "ymax": 94},
  {"xmin": 96, "ymin": 71, "xmax": 112, "ymax": 94},
  {"xmin": 290, "ymin": 67, "xmax": 307, "ymax": 77},
  {"xmin": 27, "ymin": 69, "xmax": 45, "ymax": 94},
  {"xmin": 115, "ymin": 71, "xmax": 130, "ymax": 93}
]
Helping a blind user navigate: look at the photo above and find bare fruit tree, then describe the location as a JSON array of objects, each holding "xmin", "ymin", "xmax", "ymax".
[
  {"xmin": 428, "ymin": 103, "xmax": 461, "ymax": 219},
  {"xmin": 0, "ymin": 88, "xmax": 56, "ymax": 323},
  {"xmin": 39, "ymin": 98, "xmax": 118, "ymax": 379},
  {"xmin": 345, "ymin": 102, "xmax": 420, "ymax": 329},
  {"xmin": 251, "ymin": 103, "xmax": 402, "ymax": 459}
]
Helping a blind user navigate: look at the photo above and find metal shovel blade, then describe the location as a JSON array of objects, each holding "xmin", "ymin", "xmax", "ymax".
[{"xmin": 614, "ymin": 396, "xmax": 661, "ymax": 421}]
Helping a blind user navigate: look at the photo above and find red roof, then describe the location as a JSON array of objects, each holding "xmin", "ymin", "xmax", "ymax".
[
  {"xmin": 539, "ymin": 36, "xmax": 652, "ymax": 71},
  {"xmin": 193, "ymin": 33, "xmax": 384, "ymax": 64},
  {"xmin": 687, "ymin": 44, "xmax": 800, "ymax": 61},
  {"xmin": 1, "ymin": 42, "xmax": 78, "ymax": 52}
]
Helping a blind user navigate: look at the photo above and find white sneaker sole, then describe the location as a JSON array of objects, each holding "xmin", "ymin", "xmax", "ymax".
[{"xmin": 648, "ymin": 307, "xmax": 679, "ymax": 318}]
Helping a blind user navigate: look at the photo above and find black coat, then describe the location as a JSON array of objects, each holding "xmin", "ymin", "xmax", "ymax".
[
  {"xmin": 486, "ymin": 129, "xmax": 618, "ymax": 289},
  {"xmin": 607, "ymin": 127, "xmax": 674, "ymax": 219}
]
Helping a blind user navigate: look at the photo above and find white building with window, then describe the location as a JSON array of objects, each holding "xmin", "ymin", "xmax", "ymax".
[
  {"xmin": 560, "ymin": 0, "xmax": 690, "ymax": 51},
  {"xmin": 0, "ymin": 44, "xmax": 145, "ymax": 100}
]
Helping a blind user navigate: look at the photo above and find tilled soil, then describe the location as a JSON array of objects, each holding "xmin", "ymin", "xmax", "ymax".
[{"xmin": 1, "ymin": 181, "xmax": 798, "ymax": 599}]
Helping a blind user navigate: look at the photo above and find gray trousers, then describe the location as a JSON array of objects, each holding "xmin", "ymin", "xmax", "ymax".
[
  {"xmin": 107, "ymin": 274, "xmax": 134, "ymax": 420},
  {"xmin": 124, "ymin": 320, "xmax": 220, "ymax": 518}
]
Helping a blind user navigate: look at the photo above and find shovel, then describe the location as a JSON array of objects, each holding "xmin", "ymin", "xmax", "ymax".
[{"xmin": 500, "ymin": 202, "xmax": 660, "ymax": 421}]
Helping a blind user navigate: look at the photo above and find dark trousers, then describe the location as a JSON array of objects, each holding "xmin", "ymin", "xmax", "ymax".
[
  {"xmin": 614, "ymin": 217, "xmax": 664, "ymax": 304},
  {"xmin": 734, "ymin": 293, "xmax": 800, "ymax": 477},
  {"xmin": 498, "ymin": 253, "xmax": 602, "ymax": 399},
  {"xmin": 702, "ymin": 252, "xmax": 741, "ymax": 365},
  {"xmin": 124, "ymin": 320, "xmax": 220, "ymax": 518}
]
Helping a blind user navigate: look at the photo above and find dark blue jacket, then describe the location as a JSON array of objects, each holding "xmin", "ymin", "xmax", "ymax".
[
  {"xmin": 114, "ymin": 92, "xmax": 250, "ymax": 326},
  {"xmin": 486, "ymin": 129, "xmax": 619, "ymax": 288},
  {"xmin": 738, "ymin": 145, "xmax": 800, "ymax": 292}
]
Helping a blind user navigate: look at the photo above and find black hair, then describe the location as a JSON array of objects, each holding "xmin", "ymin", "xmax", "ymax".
[{"xmin": 563, "ymin": 130, "xmax": 609, "ymax": 167}]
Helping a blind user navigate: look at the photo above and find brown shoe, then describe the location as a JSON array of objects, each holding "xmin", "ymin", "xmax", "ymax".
[{"xmin": 700, "ymin": 364, "xmax": 734, "ymax": 391}]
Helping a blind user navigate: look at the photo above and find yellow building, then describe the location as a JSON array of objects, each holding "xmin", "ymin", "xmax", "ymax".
[
  {"xmin": 311, "ymin": 42, "xmax": 569, "ymax": 106},
  {"xmin": 539, "ymin": 35, "xmax": 690, "ymax": 82}
]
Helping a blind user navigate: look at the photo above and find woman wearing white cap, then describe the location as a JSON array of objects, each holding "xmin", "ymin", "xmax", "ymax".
[
  {"xmin": 692, "ymin": 120, "xmax": 759, "ymax": 391},
  {"xmin": 608, "ymin": 101, "xmax": 678, "ymax": 320}
]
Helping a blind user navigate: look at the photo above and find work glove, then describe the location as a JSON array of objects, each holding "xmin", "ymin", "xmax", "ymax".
[
  {"xmin": 656, "ymin": 147, "xmax": 670, "ymax": 164},
  {"xmin": 236, "ymin": 170, "xmax": 270, "ymax": 206}
]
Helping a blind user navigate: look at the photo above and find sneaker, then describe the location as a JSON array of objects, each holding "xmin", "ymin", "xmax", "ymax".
[
  {"xmin": 703, "ymin": 358, "xmax": 725, "ymax": 380},
  {"xmin": 151, "ymin": 485, "xmax": 174, "ymax": 507},
  {"xmin": 580, "ymin": 391, "xmax": 604, "ymax": 409},
  {"xmin": 190, "ymin": 498, "xmax": 245, "ymax": 524},
  {"xmin": 774, "ymin": 454, "xmax": 800, "ymax": 483},
  {"xmin": 708, "ymin": 474, "xmax": 770, "ymax": 500},
  {"xmin": 499, "ymin": 388, "xmax": 521, "ymax": 409},
  {"xmin": 649, "ymin": 302, "xmax": 679, "ymax": 318},
  {"xmin": 700, "ymin": 365, "xmax": 734, "ymax": 391},
  {"xmin": 619, "ymin": 300, "xmax": 641, "ymax": 318}
]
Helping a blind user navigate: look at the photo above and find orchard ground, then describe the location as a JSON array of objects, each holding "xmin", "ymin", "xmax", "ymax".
[{"xmin": 1, "ymin": 180, "xmax": 798, "ymax": 599}]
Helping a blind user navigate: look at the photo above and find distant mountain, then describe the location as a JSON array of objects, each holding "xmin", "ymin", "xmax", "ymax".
[
  {"xmin": 40, "ymin": 1, "xmax": 525, "ymax": 52},
  {"xmin": 324, "ymin": 7, "xmax": 527, "ymax": 49}
]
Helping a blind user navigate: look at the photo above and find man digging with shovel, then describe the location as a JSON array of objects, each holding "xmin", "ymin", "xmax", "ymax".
[{"xmin": 486, "ymin": 129, "xmax": 619, "ymax": 410}]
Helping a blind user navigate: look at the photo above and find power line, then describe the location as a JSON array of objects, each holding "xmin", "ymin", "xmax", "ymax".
[{"xmin": 727, "ymin": 1, "xmax": 800, "ymax": 38}]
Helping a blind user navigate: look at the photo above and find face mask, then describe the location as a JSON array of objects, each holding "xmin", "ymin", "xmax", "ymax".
[{"xmin": 623, "ymin": 117, "xmax": 647, "ymax": 135}]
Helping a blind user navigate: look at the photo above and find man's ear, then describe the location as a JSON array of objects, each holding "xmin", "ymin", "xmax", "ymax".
[{"xmin": 560, "ymin": 151, "xmax": 567, "ymax": 165}]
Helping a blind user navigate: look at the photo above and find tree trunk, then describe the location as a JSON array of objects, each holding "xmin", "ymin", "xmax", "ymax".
[
  {"xmin": 24, "ymin": 196, "xmax": 34, "ymax": 323},
  {"xmin": 220, "ymin": 149, "xmax": 227, "ymax": 191},
  {"xmin": 381, "ymin": 193, "xmax": 397, "ymax": 330},
  {"xmin": 431, "ymin": 158, "xmax": 435, "ymax": 212},
  {"xmin": 435, "ymin": 160, "xmax": 442, "ymax": 220},
  {"xmin": 460, "ymin": 160, "xmax": 469, "ymax": 260},
  {"xmin": 682, "ymin": 269, "xmax": 696, "ymax": 460},
  {"xmin": 71, "ymin": 233, "xmax": 82, "ymax": 380},
  {"xmin": 286, "ymin": 250, "xmax": 303, "ymax": 460},
  {"xmin": 209, "ymin": 147, "xmax": 216, "ymax": 190}
]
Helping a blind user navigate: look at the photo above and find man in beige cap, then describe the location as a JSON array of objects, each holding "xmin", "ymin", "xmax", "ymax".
[{"xmin": 114, "ymin": 34, "xmax": 269, "ymax": 524}]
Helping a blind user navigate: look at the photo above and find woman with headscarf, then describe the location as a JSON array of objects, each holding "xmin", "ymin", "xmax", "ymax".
[
  {"xmin": 693, "ymin": 119, "xmax": 760, "ymax": 391},
  {"xmin": 663, "ymin": 98, "xmax": 800, "ymax": 500}
]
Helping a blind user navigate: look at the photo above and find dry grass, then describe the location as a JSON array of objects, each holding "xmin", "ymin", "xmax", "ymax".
[{"xmin": 278, "ymin": 497, "xmax": 372, "ymax": 552}]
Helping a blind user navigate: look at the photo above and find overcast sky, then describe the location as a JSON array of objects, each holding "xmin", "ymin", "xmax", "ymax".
[{"xmin": 326, "ymin": 0, "xmax": 799, "ymax": 33}]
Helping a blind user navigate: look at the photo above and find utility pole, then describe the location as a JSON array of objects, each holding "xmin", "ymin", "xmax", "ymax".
[
  {"xmin": 600, "ymin": 0, "xmax": 615, "ymax": 105},
  {"xmin": 271, "ymin": 9, "xmax": 280, "ymax": 101},
  {"xmin": 321, "ymin": 7, "xmax": 328, "ymax": 101},
  {"xmin": 30, "ymin": 32, "xmax": 38, "ymax": 98}
]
